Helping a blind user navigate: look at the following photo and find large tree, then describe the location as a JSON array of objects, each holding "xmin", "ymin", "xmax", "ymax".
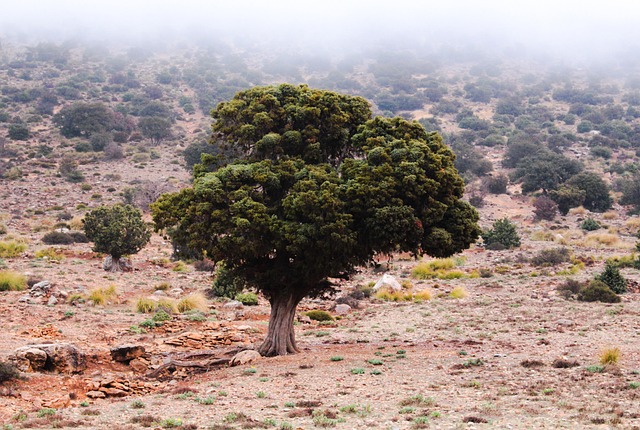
[{"xmin": 152, "ymin": 84, "xmax": 480, "ymax": 356}]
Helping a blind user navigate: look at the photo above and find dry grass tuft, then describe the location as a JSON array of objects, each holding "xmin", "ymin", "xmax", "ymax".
[
  {"xmin": 449, "ymin": 286, "xmax": 468, "ymax": 299},
  {"xmin": 0, "ymin": 270, "xmax": 27, "ymax": 291},
  {"xmin": 0, "ymin": 240, "xmax": 27, "ymax": 258},
  {"xmin": 602, "ymin": 211, "xmax": 617, "ymax": 220},
  {"xmin": 177, "ymin": 293, "xmax": 208, "ymax": 312},
  {"xmin": 88, "ymin": 285, "xmax": 118, "ymax": 306},
  {"xmin": 599, "ymin": 347, "xmax": 621, "ymax": 365},
  {"xmin": 568, "ymin": 206, "xmax": 586, "ymax": 215},
  {"xmin": 135, "ymin": 297, "xmax": 157, "ymax": 313}
]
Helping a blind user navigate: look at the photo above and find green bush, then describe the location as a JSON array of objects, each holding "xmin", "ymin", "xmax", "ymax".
[
  {"xmin": 235, "ymin": 292, "xmax": 259, "ymax": 306},
  {"xmin": 210, "ymin": 264, "xmax": 246, "ymax": 299},
  {"xmin": 305, "ymin": 310, "xmax": 334, "ymax": 322},
  {"xmin": 556, "ymin": 279, "xmax": 583, "ymax": 299},
  {"xmin": 596, "ymin": 262, "xmax": 627, "ymax": 294},
  {"xmin": 0, "ymin": 270, "xmax": 27, "ymax": 291},
  {"xmin": 577, "ymin": 280, "xmax": 620, "ymax": 303},
  {"xmin": 481, "ymin": 218, "xmax": 520, "ymax": 249},
  {"xmin": 581, "ymin": 218, "xmax": 601, "ymax": 231}
]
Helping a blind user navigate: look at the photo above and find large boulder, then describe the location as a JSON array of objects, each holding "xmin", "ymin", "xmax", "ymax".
[
  {"xmin": 110, "ymin": 344, "xmax": 145, "ymax": 363},
  {"xmin": 230, "ymin": 350, "xmax": 261, "ymax": 366},
  {"xmin": 13, "ymin": 343, "xmax": 86, "ymax": 373}
]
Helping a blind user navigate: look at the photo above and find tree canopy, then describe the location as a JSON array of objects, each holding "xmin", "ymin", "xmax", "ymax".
[{"xmin": 152, "ymin": 84, "xmax": 480, "ymax": 356}]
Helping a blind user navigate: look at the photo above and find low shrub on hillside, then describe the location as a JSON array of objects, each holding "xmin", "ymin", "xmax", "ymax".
[
  {"xmin": 481, "ymin": 218, "xmax": 520, "ymax": 249},
  {"xmin": 305, "ymin": 310, "xmax": 334, "ymax": 321},
  {"xmin": 0, "ymin": 240, "xmax": 27, "ymax": 258},
  {"xmin": 235, "ymin": 292, "xmax": 259, "ymax": 306},
  {"xmin": 42, "ymin": 231, "xmax": 89, "ymax": 245},
  {"xmin": 0, "ymin": 270, "xmax": 27, "ymax": 291},
  {"xmin": 577, "ymin": 280, "xmax": 621, "ymax": 303},
  {"xmin": 530, "ymin": 247, "xmax": 571, "ymax": 266},
  {"xmin": 556, "ymin": 279, "xmax": 583, "ymax": 299},
  {"xmin": 581, "ymin": 218, "xmax": 601, "ymax": 231},
  {"xmin": 596, "ymin": 262, "xmax": 627, "ymax": 294}
]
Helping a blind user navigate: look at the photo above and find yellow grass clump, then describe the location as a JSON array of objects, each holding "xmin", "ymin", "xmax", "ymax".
[
  {"xmin": 584, "ymin": 233, "xmax": 622, "ymax": 248},
  {"xmin": 177, "ymin": 293, "xmax": 208, "ymax": 313},
  {"xmin": 374, "ymin": 288, "xmax": 432, "ymax": 302},
  {"xmin": 135, "ymin": 297, "xmax": 157, "ymax": 313},
  {"xmin": 88, "ymin": 285, "xmax": 118, "ymax": 306},
  {"xmin": 0, "ymin": 270, "xmax": 27, "ymax": 291},
  {"xmin": 449, "ymin": 286, "xmax": 468, "ymax": 299},
  {"xmin": 602, "ymin": 211, "xmax": 617, "ymax": 220},
  {"xmin": 412, "ymin": 258, "xmax": 469, "ymax": 280},
  {"xmin": 68, "ymin": 216, "xmax": 84, "ymax": 231},
  {"xmin": 568, "ymin": 206, "xmax": 587, "ymax": 216},
  {"xmin": 35, "ymin": 247, "xmax": 65, "ymax": 262},
  {"xmin": 157, "ymin": 298, "xmax": 177, "ymax": 313},
  {"xmin": 0, "ymin": 240, "xmax": 27, "ymax": 258},
  {"xmin": 624, "ymin": 217, "xmax": 640, "ymax": 231},
  {"xmin": 599, "ymin": 347, "xmax": 621, "ymax": 365}
]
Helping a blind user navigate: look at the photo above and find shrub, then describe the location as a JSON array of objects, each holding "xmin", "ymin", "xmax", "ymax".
[
  {"xmin": 596, "ymin": 262, "xmax": 627, "ymax": 294},
  {"xmin": 152, "ymin": 309, "xmax": 172, "ymax": 322},
  {"xmin": 0, "ymin": 361, "xmax": 20, "ymax": 383},
  {"xmin": 0, "ymin": 270, "xmax": 27, "ymax": 291},
  {"xmin": 177, "ymin": 293, "xmax": 208, "ymax": 312},
  {"xmin": 0, "ymin": 240, "xmax": 27, "ymax": 258},
  {"xmin": 481, "ymin": 218, "xmax": 520, "ymax": 249},
  {"xmin": 305, "ymin": 310, "xmax": 334, "ymax": 321},
  {"xmin": 35, "ymin": 247, "xmax": 65, "ymax": 262},
  {"xmin": 482, "ymin": 174, "xmax": 508, "ymax": 194},
  {"xmin": 530, "ymin": 247, "xmax": 571, "ymax": 266},
  {"xmin": 556, "ymin": 279, "xmax": 583, "ymax": 299},
  {"xmin": 42, "ymin": 231, "xmax": 74, "ymax": 245},
  {"xmin": 577, "ymin": 280, "xmax": 621, "ymax": 303},
  {"xmin": 581, "ymin": 218, "xmax": 601, "ymax": 231},
  {"xmin": 533, "ymin": 196, "xmax": 558, "ymax": 221},
  {"xmin": 157, "ymin": 298, "xmax": 177, "ymax": 313},
  {"xmin": 235, "ymin": 292, "xmax": 259, "ymax": 306}
]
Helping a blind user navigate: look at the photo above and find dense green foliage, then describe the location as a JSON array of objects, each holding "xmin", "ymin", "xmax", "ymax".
[
  {"xmin": 83, "ymin": 204, "xmax": 151, "ymax": 262},
  {"xmin": 566, "ymin": 172, "xmax": 612, "ymax": 212},
  {"xmin": 152, "ymin": 84, "xmax": 480, "ymax": 355},
  {"xmin": 53, "ymin": 102, "xmax": 115, "ymax": 138},
  {"xmin": 481, "ymin": 218, "xmax": 520, "ymax": 249},
  {"xmin": 577, "ymin": 280, "xmax": 621, "ymax": 303},
  {"xmin": 595, "ymin": 262, "xmax": 627, "ymax": 294}
]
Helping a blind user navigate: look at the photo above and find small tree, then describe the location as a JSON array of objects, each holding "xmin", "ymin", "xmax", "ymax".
[
  {"xmin": 53, "ymin": 102, "xmax": 115, "ymax": 138},
  {"xmin": 482, "ymin": 218, "xmax": 520, "ymax": 249},
  {"xmin": 8, "ymin": 124, "xmax": 29, "ymax": 141},
  {"xmin": 138, "ymin": 116, "xmax": 172, "ymax": 144},
  {"xmin": 595, "ymin": 262, "xmax": 627, "ymax": 294},
  {"xmin": 549, "ymin": 186, "xmax": 586, "ymax": 215},
  {"xmin": 566, "ymin": 171, "xmax": 612, "ymax": 212},
  {"xmin": 83, "ymin": 204, "xmax": 151, "ymax": 271}
]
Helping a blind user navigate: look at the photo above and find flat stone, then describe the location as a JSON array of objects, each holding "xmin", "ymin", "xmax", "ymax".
[
  {"xmin": 99, "ymin": 387, "xmax": 127, "ymax": 397},
  {"xmin": 42, "ymin": 394, "xmax": 70, "ymax": 408},
  {"xmin": 373, "ymin": 274, "xmax": 402, "ymax": 292},
  {"xmin": 223, "ymin": 300, "xmax": 244, "ymax": 310},
  {"xmin": 110, "ymin": 345, "xmax": 146, "ymax": 363},
  {"xmin": 86, "ymin": 390, "xmax": 106, "ymax": 399},
  {"xmin": 47, "ymin": 296, "xmax": 58, "ymax": 306}
]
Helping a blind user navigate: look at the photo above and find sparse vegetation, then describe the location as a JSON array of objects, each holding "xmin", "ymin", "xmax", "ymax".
[{"xmin": 0, "ymin": 271, "xmax": 27, "ymax": 291}]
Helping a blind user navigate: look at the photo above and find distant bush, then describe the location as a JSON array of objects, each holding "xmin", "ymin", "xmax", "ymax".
[
  {"xmin": 566, "ymin": 172, "xmax": 612, "ymax": 213},
  {"xmin": 556, "ymin": 279, "xmax": 583, "ymax": 299},
  {"xmin": 0, "ymin": 361, "xmax": 20, "ymax": 383},
  {"xmin": 530, "ymin": 247, "xmax": 571, "ymax": 266},
  {"xmin": 580, "ymin": 218, "xmax": 601, "ymax": 231},
  {"xmin": 533, "ymin": 196, "xmax": 558, "ymax": 221},
  {"xmin": 596, "ymin": 262, "xmax": 627, "ymax": 294},
  {"xmin": 0, "ymin": 270, "xmax": 27, "ymax": 291},
  {"xmin": 577, "ymin": 280, "xmax": 620, "ymax": 303},
  {"xmin": 481, "ymin": 218, "xmax": 520, "ymax": 249},
  {"xmin": 8, "ymin": 123, "xmax": 29, "ymax": 140},
  {"xmin": 235, "ymin": 292, "xmax": 258, "ymax": 306},
  {"xmin": 42, "ymin": 231, "xmax": 88, "ymax": 245},
  {"xmin": 482, "ymin": 174, "xmax": 508, "ymax": 194}
]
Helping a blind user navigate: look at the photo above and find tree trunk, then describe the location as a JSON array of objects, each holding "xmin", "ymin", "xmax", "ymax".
[
  {"xmin": 258, "ymin": 292, "xmax": 304, "ymax": 356},
  {"xmin": 102, "ymin": 256, "xmax": 132, "ymax": 272}
]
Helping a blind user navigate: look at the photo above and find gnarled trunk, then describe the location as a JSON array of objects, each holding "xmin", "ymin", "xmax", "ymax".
[
  {"xmin": 102, "ymin": 255, "xmax": 132, "ymax": 272},
  {"xmin": 258, "ymin": 292, "xmax": 304, "ymax": 356}
]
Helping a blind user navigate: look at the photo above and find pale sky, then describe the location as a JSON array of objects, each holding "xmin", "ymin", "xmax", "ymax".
[{"xmin": 1, "ymin": 0, "xmax": 639, "ymax": 59}]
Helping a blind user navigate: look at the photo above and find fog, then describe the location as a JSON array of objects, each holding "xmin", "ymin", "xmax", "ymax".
[{"xmin": 2, "ymin": 0, "xmax": 640, "ymax": 61}]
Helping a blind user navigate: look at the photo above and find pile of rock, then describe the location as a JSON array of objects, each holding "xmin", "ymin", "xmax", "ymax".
[{"xmin": 85, "ymin": 376, "xmax": 158, "ymax": 398}]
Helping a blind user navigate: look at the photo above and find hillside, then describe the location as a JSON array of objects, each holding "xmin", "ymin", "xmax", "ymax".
[{"xmin": 0, "ymin": 38, "xmax": 640, "ymax": 429}]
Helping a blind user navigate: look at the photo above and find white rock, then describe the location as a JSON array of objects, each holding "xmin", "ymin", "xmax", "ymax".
[
  {"xmin": 230, "ymin": 350, "xmax": 261, "ymax": 366},
  {"xmin": 373, "ymin": 274, "xmax": 402, "ymax": 291},
  {"xmin": 223, "ymin": 300, "xmax": 244, "ymax": 310}
]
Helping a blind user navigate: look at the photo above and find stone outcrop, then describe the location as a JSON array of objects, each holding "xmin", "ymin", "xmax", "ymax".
[{"xmin": 13, "ymin": 343, "xmax": 86, "ymax": 373}]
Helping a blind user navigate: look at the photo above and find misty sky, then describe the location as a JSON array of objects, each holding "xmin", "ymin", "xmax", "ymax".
[{"xmin": 1, "ymin": 0, "xmax": 639, "ymax": 58}]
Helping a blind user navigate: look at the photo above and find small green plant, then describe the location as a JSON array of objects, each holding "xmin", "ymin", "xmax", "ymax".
[
  {"xmin": 599, "ymin": 347, "xmax": 620, "ymax": 365},
  {"xmin": 37, "ymin": 408, "xmax": 57, "ymax": 418},
  {"xmin": 367, "ymin": 358, "xmax": 383, "ymax": 365},
  {"xmin": 586, "ymin": 365, "xmax": 605, "ymax": 373},
  {"xmin": 160, "ymin": 417, "xmax": 182, "ymax": 428},
  {"xmin": 35, "ymin": 247, "xmax": 65, "ymax": 262},
  {"xmin": 463, "ymin": 358, "xmax": 484, "ymax": 367},
  {"xmin": 152, "ymin": 309, "xmax": 172, "ymax": 322},
  {"xmin": 399, "ymin": 394, "xmax": 436, "ymax": 406},
  {"xmin": 399, "ymin": 406, "xmax": 416, "ymax": 414},
  {"xmin": 305, "ymin": 310, "xmax": 334, "ymax": 321},
  {"xmin": 284, "ymin": 402, "xmax": 295, "ymax": 408},
  {"xmin": 256, "ymin": 391, "xmax": 266, "ymax": 398},
  {"xmin": 243, "ymin": 367, "xmax": 257, "ymax": 374},
  {"xmin": 350, "ymin": 368, "xmax": 365, "ymax": 374},
  {"xmin": 581, "ymin": 218, "xmax": 601, "ymax": 231},
  {"xmin": 172, "ymin": 261, "xmax": 188, "ymax": 272},
  {"xmin": 197, "ymin": 396, "xmax": 215, "ymax": 405},
  {"xmin": 0, "ymin": 271, "xmax": 27, "ymax": 291},
  {"xmin": 370, "ymin": 369, "xmax": 382, "ymax": 375},
  {"xmin": 235, "ymin": 291, "xmax": 259, "ymax": 306},
  {"xmin": 629, "ymin": 382, "xmax": 640, "ymax": 389},
  {"xmin": 130, "ymin": 400, "xmax": 145, "ymax": 409},
  {"xmin": 330, "ymin": 356, "xmax": 344, "ymax": 362}
]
